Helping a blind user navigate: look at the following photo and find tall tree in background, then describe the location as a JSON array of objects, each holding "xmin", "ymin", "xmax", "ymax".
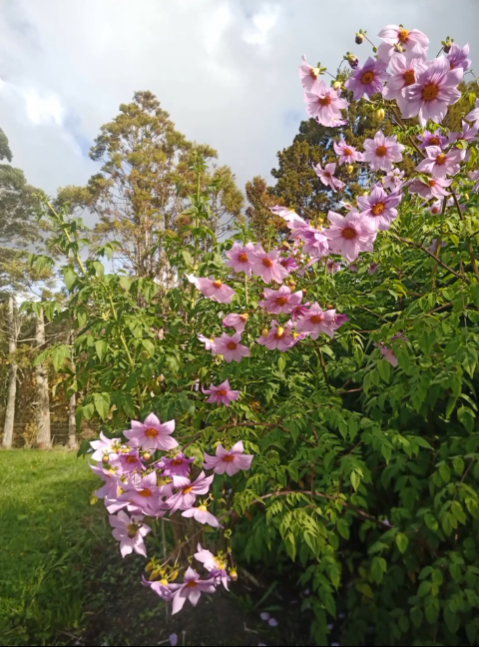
[
  {"xmin": 58, "ymin": 91, "xmax": 243, "ymax": 281},
  {"xmin": 0, "ymin": 127, "xmax": 41, "ymax": 448}
]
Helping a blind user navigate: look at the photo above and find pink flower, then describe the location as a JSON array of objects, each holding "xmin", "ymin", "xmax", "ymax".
[
  {"xmin": 384, "ymin": 54, "xmax": 428, "ymax": 103},
  {"xmin": 109, "ymin": 511, "xmax": 151, "ymax": 558},
  {"xmin": 304, "ymin": 81, "xmax": 348, "ymax": 126},
  {"xmin": 298, "ymin": 55, "xmax": 321, "ymax": 92},
  {"xmin": 223, "ymin": 312, "xmax": 249, "ymax": 334},
  {"xmin": 470, "ymin": 171, "xmax": 479, "ymax": 193},
  {"xmin": 430, "ymin": 238, "xmax": 447, "ymax": 254},
  {"xmin": 186, "ymin": 275, "xmax": 235, "ymax": 304},
  {"xmin": 449, "ymin": 121, "xmax": 478, "ymax": 144},
  {"xmin": 256, "ymin": 320, "xmax": 300, "ymax": 352},
  {"xmin": 357, "ymin": 185, "xmax": 403, "ymax": 231},
  {"xmin": 203, "ymin": 380, "xmax": 240, "ymax": 407},
  {"xmin": 167, "ymin": 472, "xmax": 214, "ymax": 514},
  {"xmin": 418, "ymin": 130, "xmax": 448, "ymax": 149},
  {"xmin": 143, "ymin": 576, "xmax": 173, "ymax": 601},
  {"xmin": 333, "ymin": 140, "xmax": 363, "ymax": 165},
  {"xmin": 430, "ymin": 200, "xmax": 443, "ymax": 215},
  {"xmin": 120, "ymin": 472, "xmax": 163, "ymax": 516},
  {"xmin": 383, "ymin": 168, "xmax": 405, "ymax": 190},
  {"xmin": 251, "ymin": 246, "xmax": 289, "ymax": 284},
  {"xmin": 315, "ymin": 162, "xmax": 345, "ymax": 192},
  {"xmin": 259, "ymin": 285, "xmax": 303, "ymax": 315},
  {"xmin": 171, "ymin": 567, "xmax": 216, "ymax": 615},
  {"xmin": 345, "ymin": 56, "xmax": 390, "ymax": 100},
  {"xmin": 447, "ymin": 43, "xmax": 471, "ymax": 72},
  {"xmin": 363, "ymin": 131, "xmax": 405, "ymax": 172},
  {"xmin": 211, "ymin": 332, "xmax": 250, "ymax": 363},
  {"xmin": 401, "ymin": 57, "xmax": 463, "ymax": 126},
  {"xmin": 124, "ymin": 413, "xmax": 177, "ymax": 452},
  {"xmin": 378, "ymin": 25, "xmax": 429, "ymax": 55},
  {"xmin": 416, "ymin": 146, "xmax": 466, "ymax": 178},
  {"xmin": 466, "ymin": 100, "xmax": 479, "ymax": 128},
  {"xmin": 291, "ymin": 301, "xmax": 310, "ymax": 321},
  {"xmin": 296, "ymin": 303, "xmax": 343, "ymax": 340},
  {"xmin": 111, "ymin": 448, "xmax": 145, "ymax": 475},
  {"xmin": 158, "ymin": 453, "xmax": 194, "ymax": 478},
  {"xmin": 408, "ymin": 176, "xmax": 452, "ymax": 199},
  {"xmin": 182, "ymin": 505, "xmax": 221, "ymax": 527},
  {"xmin": 91, "ymin": 464, "xmax": 120, "ymax": 500},
  {"xmin": 375, "ymin": 343, "xmax": 398, "ymax": 368},
  {"xmin": 324, "ymin": 210, "xmax": 376, "ymax": 262},
  {"xmin": 280, "ymin": 256, "xmax": 299, "ymax": 273},
  {"xmin": 204, "ymin": 441, "xmax": 254, "ymax": 476},
  {"xmin": 225, "ymin": 242, "xmax": 256, "ymax": 276},
  {"xmin": 195, "ymin": 544, "xmax": 229, "ymax": 590},
  {"xmin": 326, "ymin": 259, "xmax": 343, "ymax": 274},
  {"xmin": 198, "ymin": 334, "xmax": 215, "ymax": 350},
  {"xmin": 90, "ymin": 431, "xmax": 121, "ymax": 462}
]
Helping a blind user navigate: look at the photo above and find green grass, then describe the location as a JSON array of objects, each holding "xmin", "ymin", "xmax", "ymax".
[{"xmin": 0, "ymin": 449, "xmax": 109, "ymax": 646}]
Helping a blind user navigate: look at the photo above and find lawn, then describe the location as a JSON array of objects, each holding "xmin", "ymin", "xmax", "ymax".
[
  {"xmin": 0, "ymin": 450, "xmax": 311, "ymax": 646},
  {"xmin": 0, "ymin": 449, "xmax": 109, "ymax": 646}
]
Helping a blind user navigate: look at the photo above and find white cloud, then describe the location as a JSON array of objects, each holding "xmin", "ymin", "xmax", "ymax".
[
  {"xmin": 0, "ymin": 0, "xmax": 477, "ymax": 204},
  {"xmin": 242, "ymin": 4, "xmax": 282, "ymax": 47}
]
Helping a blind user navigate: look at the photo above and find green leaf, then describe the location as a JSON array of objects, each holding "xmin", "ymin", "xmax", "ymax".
[
  {"xmin": 337, "ymin": 519, "xmax": 350, "ymax": 541},
  {"xmin": 453, "ymin": 456, "xmax": 465, "ymax": 476},
  {"xmin": 377, "ymin": 359, "xmax": 391, "ymax": 383},
  {"xmin": 120, "ymin": 276, "xmax": 132, "ymax": 292},
  {"xmin": 350, "ymin": 470, "xmax": 361, "ymax": 492},
  {"xmin": 278, "ymin": 356, "xmax": 286, "ymax": 372},
  {"xmin": 182, "ymin": 250, "xmax": 192, "ymax": 266},
  {"xmin": 93, "ymin": 392, "xmax": 111, "ymax": 421},
  {"xmin": 396, "ymin": 533, "xmax": 409, "ymax": 554},
  {"xmin": 95, "ymin": 340, "xmax": 108, "ymax": 362},
  {"xmin": 64, "ymin": 267, "xmax": 77, "ymax": 290},
  {"xmin": 425, "ymin": 596, "xmax": 439, "ymax": 624},
  {"xmin": 418, "ymin": 581, "xmax": 431, "ymax": 597},
  {"xmin": 458, "ymin": 406, "xmax": 475, "ymax": 433},
  {"xmin": 142, "ymin": 339, "xmax": 156, "ymax": 357},
  {"xmin": 355, "ymin": 583, "xmax": 374, "ymax": 599},
  {"xmin": 410, "ymin": 607, "xmax": 423, "ymax": 629},
  {"xmin": 439, "ymin": 463, "xmax": 451, "ymax": 483}
]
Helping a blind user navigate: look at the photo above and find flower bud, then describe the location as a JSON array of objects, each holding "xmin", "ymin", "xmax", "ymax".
[
  {"xmin": 262, "ymin": 328, "xmax": 269, "ymax": 337},
  {"xmin": 143, "ymin": 452, "xmax": 151, "ymax": 461},
  {"xmin": 355, "ymin": 33, "xmax": 365, "ymax": 45},
  {"xmin": 348, "ymin": 54, "xmax": 359, "ymax": 69},
  {"xmin": 102, "ymin": 455, "xmax": 109, "ymax": 464},
  {"xmin": 333, "ymin": 80, "xmax": 342, "ymax": 91},
  {"xmin": 443, "ymin": 38, "xmax": 453, "ymax": 54},
  {"xmin": 288, "ymin": 280, "xmax": 296, "ymax": 290},
  {"xmin": 465, "ymin": 193, "xmax": 470, "ymax": 201},
  {"xmin": 347, "ymin": 164, "xmax": 354, "ymax": 174},
  {"xmin": 374, "ymin": 108, "xmax": 386, "ymax": 123},
  {"xmin": 230, "ymin": 569, "xmax": 238, "ymax": 581}
]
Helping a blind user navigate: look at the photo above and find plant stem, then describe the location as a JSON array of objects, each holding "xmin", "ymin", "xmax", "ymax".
[{"xmin": 451, "ymin": 190, "xmax": 479, "ymax": 280}]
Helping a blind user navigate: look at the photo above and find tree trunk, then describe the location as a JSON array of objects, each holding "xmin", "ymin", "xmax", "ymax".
[
  {"xmin": 2, "ymin": 295, "xmax": 18, "ymax": 449},
  {"xmin": 35, "ymin": 306, "xmax": 51, "ymax": 449},
  {"xmin": 68, "ymin": 338, "xmax": 78, "ymax": 450}
]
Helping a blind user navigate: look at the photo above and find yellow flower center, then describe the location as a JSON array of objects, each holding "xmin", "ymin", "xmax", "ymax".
[
  {"xmin": 276, "ymin": 296, "xmax": 289, "ymax": 306},
  {"xmin": 186, "ymin": 580, "xmax": 198, "ymax": 588},
  {"xmin": 238, "ymin": 253, "xmax": 249, "ymax": 263},
  {"xmin": 217, "ymin": 389, "xmax": 228, "ymax": 396},
  {"xmin": 344, "ymin": 148, "xmax": 353, "ymax": 156},
  {"xmin": 436, "ymin": 154, "xmax": 447, "ymax": 166},
  {"xmin": 429, "ymin": 179, "xmax": 437, "ymax": 187},
  {"xmin": 398, "ymin": 28, "xmax": 410, "ymax": 43},
  {"xmin": 126, "ymin": 455, "xmax": 138, "ymax": 464},
  {"xmin": 262, "ymin": 258, "xmax": 274, "ymax": 268},
  {"xmin": 372, "ymin": 202, "xmax": 386, "ymax": 216},
  {"xmin": 423, "ymin": 84, "xmax": 439, "ymax": 101},
  {"xmin": 183, "ymin": 486, "xmax": 194, "ymax": 494},
  {"xmin": 342, "ymin": 227, "xmax": 357, "ymax": 240},
  {"xmin": 223, "ymin": 455, "xmax": 235, "ymax": 463},
  {"xmin": 361, "ymin": 71, "xmax": 375, "ymax": 85},
  {"xmin": 318, "ymin": 95, "xmax": 332, "ymax": 106},
  {"xmin": 310, "ymin": 314, "xmax": 324, "ymax": 324},
  {"xmin": 213, "ymin": 280, "xmax": 222, "ymax": 288},
  {"xmin": 429, "ymin": 137, "xmax": 440, "ymax": 146},
  {"xmin": 171, "ymin": 458, "xmax": 184, "ymax": 466},
  {"xmin": 227, "ymin": 341, "xmax": 237, "ymax": 350},
  {"xmin": 376, "ymin": 146, "xmax": 388, "ymax": 157},
  {"xmin": 198, "ymin": 505, "xmax": 208, "ymax": 512},
  {"xmin": 160, "ymin": 579, "xmax": 169, "ymax": 586},
  {"xmin": 145, "ymin": 428, "xmax": 159, "ymax": 438},
  {"xmin": 274, "ymin": 326, "xmax": 286, "ymax": 340},
  {"xmin": 139, "ymin": 488, "xmax": 153, "ymax": 498},
  {"xmin": 404, "ymin": 69, "xmax": 416, "ymax": 86}
]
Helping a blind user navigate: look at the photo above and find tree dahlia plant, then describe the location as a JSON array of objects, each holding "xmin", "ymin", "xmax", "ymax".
[{"xmin": 29, "ymin": 20, "xmax": 479, "ymax": 647}]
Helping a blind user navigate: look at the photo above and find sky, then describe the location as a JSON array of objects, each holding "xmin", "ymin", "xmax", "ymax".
[{"xmin": 0, "ymin": 0, "xmax": 478, "ymax": 221}]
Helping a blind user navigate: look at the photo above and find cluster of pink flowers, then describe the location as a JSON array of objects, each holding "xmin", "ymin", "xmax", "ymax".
[{"xmin": 90, "ymin": 414, "xmax": 253, "ymax": 613}]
